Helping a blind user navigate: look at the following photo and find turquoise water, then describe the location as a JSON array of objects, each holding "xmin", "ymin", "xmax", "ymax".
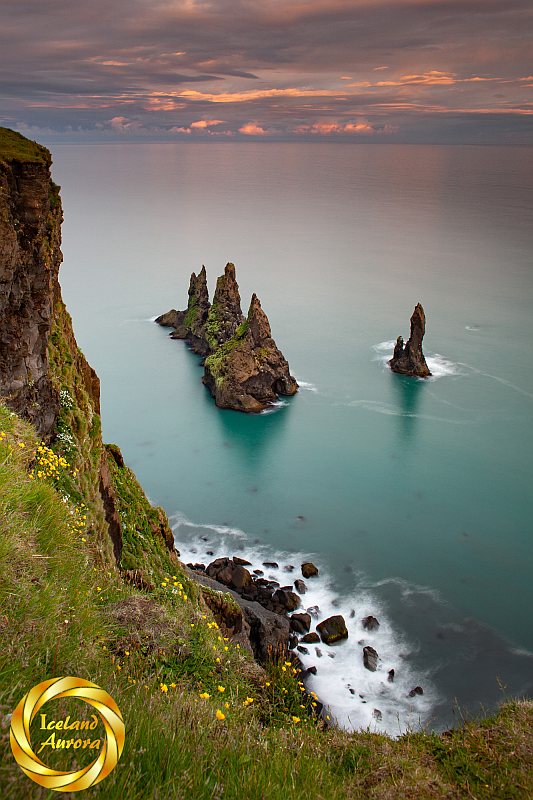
[{"xmin": 50, "ymin": 142, "xmax": 533, "ymax": 732}]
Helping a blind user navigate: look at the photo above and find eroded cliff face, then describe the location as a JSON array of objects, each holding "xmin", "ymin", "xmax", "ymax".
[
  {"xmin": 0, "ymin": 127, "xmax": 177, "ymax": 572},
  {"xmin": 0, "ymin": 141, "xmax": 61, "ymax": 436}
]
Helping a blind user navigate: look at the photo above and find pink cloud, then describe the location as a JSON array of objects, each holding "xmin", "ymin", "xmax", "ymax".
[
  {"xmin": 350, "ymin": 70, "xmax": 502, "ymax": 89},
  {"xmin": 238, "ymin": 122, "xmax": 268, "ymax": 135},
  {"xmin": 294, "ymin": 119, "xmax": 393, "ymax": 136},
  {"xmin": 190, "ymin": 119, "xmax": 225, "ymax": 128},
  {"xmin": 176, "ymin": 87, "xmax": 343, "ymax": 104},
  {"xmin": 109, "ymin": 116, "xmax": 143, "ymax": 132}
]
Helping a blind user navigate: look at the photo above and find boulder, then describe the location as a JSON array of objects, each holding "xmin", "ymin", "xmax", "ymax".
[
  {"xmin": 316, "ymin": 615, "xmax": 348, "ymax": 645},
  {"xmin": 294, "ymin": 579, "xmax": 307, "ymax": 594},
  {"xmin": 363, "ymin": 646, "xmax": 379, "ymax": 671},
  {"xmin": 301, "ymin": 562, "xmax": 319, "ymax": 578},
  {"xmin": 408, "ymin": 686, "xmax": 424, "ymax": 697},
  {"xmin": 297, "ymin": 645, "xmax": 309, "ymax": 655},
  {"xmin": 233, "ymin": 556, "xmax": 252, "ymax": 566},
  {"xmin": 290, "ymin": 613, "xmax": 311, "ymax": 634},
  {"xmin": 389, "ymin": 303, "xmax": 431, "ymax": 378},
  {"xmin": 388, "ymin": 669, "xmax": 395, "ymax": 683},
  {"xmin": 206, "ymin": 557, "xmax": 252, "ymax": 592},
  {"xmin": 272, "ymin": 589, "xmax": 300, "ymax": 612},
  {"xmin": 362, "ymin": 615, "xmax": 380, "ymax": 631},
  {"xmin": 301, "ymin": 632, "xmax": 320, "ymax": 644}
]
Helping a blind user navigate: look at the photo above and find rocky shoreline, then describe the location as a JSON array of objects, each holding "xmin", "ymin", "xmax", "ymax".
[
  {"xmin": 156, "ymin": 263, "xmax": 298, "ymax": 412},
  {"xmin": 185, "ymin": 553, "xmax": 425, "ymax": 722}
]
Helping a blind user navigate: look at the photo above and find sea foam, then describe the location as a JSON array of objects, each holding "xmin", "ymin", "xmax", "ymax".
[
  {"xmin": 372, "ymin": 341, "xmax": 464, "ymax": 381},
  {"xmin": 296, "ymin": 379, "xmax": 319, "ymax": 393}
]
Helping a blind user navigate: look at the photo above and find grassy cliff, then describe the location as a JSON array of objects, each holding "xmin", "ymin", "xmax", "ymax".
[
  {"xmin": 0, "ymin": 129, "xmax": 531, "ymax": 799},
  {"xmin": 1, "ymin": 406, "xmax": 532, "ymax": 799}
]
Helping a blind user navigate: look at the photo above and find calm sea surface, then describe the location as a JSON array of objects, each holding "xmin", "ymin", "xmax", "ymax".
[{"xmin": 50, "ymin": 142, "xmax": 533, "ymax": 733}]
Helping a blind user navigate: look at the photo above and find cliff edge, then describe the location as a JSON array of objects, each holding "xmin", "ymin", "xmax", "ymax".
[{"xmin": 0, "ymin": 126, "xmax": 177, "ymax": 569}]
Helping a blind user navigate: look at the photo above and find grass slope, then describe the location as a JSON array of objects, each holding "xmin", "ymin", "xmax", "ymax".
[
  {"xmin": 0, "ymin": 404, "xmax": 532, "ymax": 799},
  {"xmin": 0, "ymin": 128, "xmax": 49, "ymax": 165}
]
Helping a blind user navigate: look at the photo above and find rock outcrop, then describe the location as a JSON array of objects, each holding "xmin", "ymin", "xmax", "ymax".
[
  {"xmin": 156, "ymin": 263, "xmax": 298, "ymax": 412},
  {"xmin": 191, "ymin": 568, "xmax": 290, "ymax": 664},
  {"xmin": 389, "ymin": 303, "xmax": 431, "ymax": 378}
]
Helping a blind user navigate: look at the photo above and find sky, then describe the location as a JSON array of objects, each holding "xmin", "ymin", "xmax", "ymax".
[{"xmin": 1, "ymin": 0, "xmax": 532, "ymax": 143}]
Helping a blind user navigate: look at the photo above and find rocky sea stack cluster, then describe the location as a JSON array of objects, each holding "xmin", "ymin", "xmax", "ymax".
[
  {"xmin": 156, "ymin": 263, "xmax": 298, "ymax": 412},
  {"xmin": 389, "ymin": 303, "xmax": 432, "ymax": 378}
]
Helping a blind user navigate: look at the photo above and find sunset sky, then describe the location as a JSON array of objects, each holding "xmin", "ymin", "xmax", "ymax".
[{"xmin": 1, "ymin": 0, "xmax": 532, "ymax": 143}]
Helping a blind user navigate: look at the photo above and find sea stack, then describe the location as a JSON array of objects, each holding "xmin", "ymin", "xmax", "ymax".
[
  {"xmin": 156, "ymin": 264, "xmax": 298, "ymax": 412},
  {"xmin": 389, "ymin": 303, "xmax": 431, "ymax": 378}
]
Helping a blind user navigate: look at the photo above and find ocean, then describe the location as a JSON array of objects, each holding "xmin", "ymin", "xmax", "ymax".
[{"xmin": 49, "ymin": 141, "xmax": 533, "ymax": 734}]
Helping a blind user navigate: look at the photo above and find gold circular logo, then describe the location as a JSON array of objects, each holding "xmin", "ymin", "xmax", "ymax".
[{"xmin": 10, "ymin": 676, "xmax": 125, "ymax": 792}]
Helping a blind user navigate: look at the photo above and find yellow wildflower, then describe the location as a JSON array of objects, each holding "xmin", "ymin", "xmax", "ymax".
[
  {"xmin": 215, "ymin": 709, "xmax": 225, "ymax": 721},
  {"xmin": 160, "ymin": 683, "xmax": 168, "ymax": 693}
]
